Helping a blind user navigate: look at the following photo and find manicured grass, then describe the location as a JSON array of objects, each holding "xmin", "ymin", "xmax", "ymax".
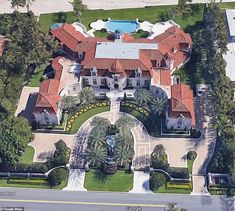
[
  {"xmin": 69, "ymin": 106, "xmax": 109, "ymax": 134},
  {"xmin": 19, "ymin": 146, "xmax": 35, "ymax": 164},
  {"xmin": 39, "ymin": 4, "xmax": 207, "ymax": 35},
  {"xmin": 187, "ymin": 151, "xmax": 197, "ymax": 174},
  {"xmin": 156, "ymin": 185, "xmax": 191, "ymax": 194},
  {"xmin": 84, "ymin": 169, "xmax": 133, "ymax": 192},
  {"xmin": 28, "ymin": 65, "xmax": 44, "ymax": 87}
]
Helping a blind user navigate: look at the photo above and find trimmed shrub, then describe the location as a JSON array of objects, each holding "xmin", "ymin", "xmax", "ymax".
[
  {"xmin": 169, "ymin": 167, "xmax": 189, "ymax": 179},
  {"xmin": 149, "ymin": 172, "xmax": 166, "ymax": 191},
  {"xmin": 4, "ymin": 163, "xmax": 48, "ymax": 173},
  {"xmin": 8, "ymin": 179, "xmax": 48, "ymax": 186},
  {"xmin": 166, "ymin": 182, "xmax": 192, "ymax": 190},
  {"xmin": 47, "ymin": 168, "xmax": 67, "ymax": 186}
]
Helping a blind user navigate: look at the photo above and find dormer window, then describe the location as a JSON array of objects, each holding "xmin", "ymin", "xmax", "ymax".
[
  {"xmin": 90, "ymin": 66, "xmax": 97, "ymax": 76},
  {"xmin": 114, "ymin": 74, "xmax": 119, "ymax": 82},
  {"xmin": 135, "ymin": 68, "xmax": 142, "ymax": 78}
]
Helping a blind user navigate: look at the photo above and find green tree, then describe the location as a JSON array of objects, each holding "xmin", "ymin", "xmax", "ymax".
[
  {"xmin": 79, "ymin": 87, "xmax": 95, "ymax": 105},
  {"xmin": 149, "ymin": 98, "xmax": 167, "ymax": 116},
  {"xmin": 149, "ymin": 172, "xmax": 166, "ymax": 191},
  {"xmin": 133, "ymin": 88, "xmax": 152, "ymax": 108},
  {"xmin": 84, "ymin": 142, "xmax": 107, "ymax": 167},
  {"xmin": 10, "ymin": 0, "xmax": 26, "ymax": 11},
  {"xmin": 71, "ymin": 0, "xmax": 87, "ymax": 22},
  {"xmin": 48, "ymin": 168, "xmax": 67, "ymax": 186},
  {"xmin": 0, "ymin": 116, "xmax": 33, "ymax": 169},
  {"xmin": 115, "ymin": 115, "xmax": 136, "ymax": 129}
]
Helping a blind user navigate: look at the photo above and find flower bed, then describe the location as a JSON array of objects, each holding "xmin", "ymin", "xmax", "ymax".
[{"xmin": 66, "ymin": 101, "xmax": 110, "ymax": 134}]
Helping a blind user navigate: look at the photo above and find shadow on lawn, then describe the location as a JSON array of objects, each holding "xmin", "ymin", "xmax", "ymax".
[{"xmin": 94, "ymin": 169, "xmax": 109, "ymax": 183}]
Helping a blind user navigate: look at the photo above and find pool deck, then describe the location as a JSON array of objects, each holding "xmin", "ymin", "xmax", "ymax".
[{"xmin": 89, "ymin": 19, "xmax": 179, "ymax": 38}]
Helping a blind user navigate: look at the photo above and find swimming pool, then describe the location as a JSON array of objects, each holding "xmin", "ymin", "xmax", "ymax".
[
  {"xmin": 50, "ymin": 23, "xmax": 63, "ymax": 30},
  {"xmin": 105, "ymin": 20, "xmax": 138, "ymax": 33}
]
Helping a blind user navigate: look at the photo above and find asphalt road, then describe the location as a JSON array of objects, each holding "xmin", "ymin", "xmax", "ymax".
[{"xmin": 0, "ymin": 188, "xmax": 234, "ymax": 211}]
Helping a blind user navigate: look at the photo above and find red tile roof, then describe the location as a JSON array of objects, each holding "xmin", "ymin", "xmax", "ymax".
[
  {"xmin": 52, "ymin": 56, "xmax": 63, "ymax": 80},
  {"xmin": 169, "ymin": 83, "xmax": 195, "ymax": 126},
  {"xmin": 50, "ymin": 23, "xmax": 85, "ymax": 51},
  {"xmin": 34, "ymin": 57, "xmax": 63, "ymax": 114}
]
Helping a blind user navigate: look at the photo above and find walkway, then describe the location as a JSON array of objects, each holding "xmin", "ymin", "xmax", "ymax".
[
  {"xmin": 129, "ymin": 171, "xmax": 152, "ymax": 194},
  {"xmin": 63, "ymin": 169, "xmax": 87, "ymax": 191},
  {"xmin": 29, "ymin": 133, "xmax": 74, "ymax": 162},
  {"xmin": 0, "ymin": 0, "xmax": 234, "ymax": 14},
  {"xmin": 15, "ymin": 86, "xmax": 39, "ymax": 122}
]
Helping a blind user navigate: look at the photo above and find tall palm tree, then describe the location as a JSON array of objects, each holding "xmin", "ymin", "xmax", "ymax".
[
  {"xmin": 71, "ymin": 0, "xmax": 87, "ymax": 22},
  {"xmin": 90, "ymin": 116, "xmax": 110, "ymax": 129},
  {"xmin": 84, "ymin": 142, "xmax": 107, "ymax": 167},
  {"xmin": 133, "ymin": 88, "xmax": 152, "ymax": 108},
  {"xmin": 79, "ymin": 87, "xmax": 95, "ymax": 105},
  {"xmin": 10, "ymin": 0, "xmax": 26, "ymax": 11},
  {"xmin": 115, "ymin": 116, "xmax": 135, "ymax": 129},
  {"xmin": 115, "ymin": 140, "xmax": 134, "ymax": 168},
  {"xmin": 26, "ymin": 0, "xmax": 35, "ymax": 12},
  {"xmin": 149, "ymin": 98, "xmax": 167, "ymax": 116}
]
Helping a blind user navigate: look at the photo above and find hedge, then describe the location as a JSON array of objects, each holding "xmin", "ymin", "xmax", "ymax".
[
  {"xmin": 166, "ymin": 182, "xmax": 192, "ymax": 190},
  {"xmin": 4, "ymin": 163, "xmax": 48, "ymax": 173},
  {"xmin": 169, "ymin": 167, "xmax": 189, "ymax": 179},
  {"xmin": 8, "ymin": 179, "xmax": 48, "ymax": 186}
]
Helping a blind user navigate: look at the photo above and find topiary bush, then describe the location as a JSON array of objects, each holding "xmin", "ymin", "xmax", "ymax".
[
  {"xmin": 149, "ymin": 172, "xmax": 167, "ymax": 191},
  {"xmin": 47, "ymin": 168, "xmax": 67, "ymax": 186}
]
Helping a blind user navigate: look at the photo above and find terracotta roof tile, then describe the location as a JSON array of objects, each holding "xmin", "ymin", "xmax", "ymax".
[
  {"xmin": 50, "ymin": 23, "xmax": 85, "ymax": 51},
  {"xmin": 169, "ymin": 83, "xmax": 195, "ymax": 126}
]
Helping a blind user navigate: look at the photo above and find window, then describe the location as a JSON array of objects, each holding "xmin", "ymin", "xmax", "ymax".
[
  {"xmin": 128, "ymin": 79, "xmax": 132, "ymax": 86},
  {"xmin": 114, "ymin": 75, "xmax": 118, "ymax": 82},
  {"xmin": 136, "ymin": 80, "xmax": 140, "ymax": 86},
  {"xmin": 83, "ymin": 78, "xmax": 89, "ymax": 85},
  {"xmin": 144, "ymin": 80, "xmax": 149, "ymax": 87},
  {"xmin": 93, "ymin": 78, "xmax": 97, "ymax": 85},
  {"xmin": 73, "ymin": 87, "xmax": 76, "ymax": 91},
  {"xmin": 101, "ymin": 79, "xmax": 105, "ymax": 85},
  {"xmin": 91, "ymin": 71, "xmax": 96, "ymax": 76}
]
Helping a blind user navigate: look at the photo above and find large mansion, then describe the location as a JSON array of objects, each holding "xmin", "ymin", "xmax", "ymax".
[{"xmin": 33, "ymin": 21, "xmax": 195, "ymax": 130}]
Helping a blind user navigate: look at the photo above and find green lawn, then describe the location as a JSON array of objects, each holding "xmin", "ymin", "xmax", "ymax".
[
  {"xmin": 69, "ymin": 106, "xmax": 110, "ymax": 134},
  {"xmin": 28, "ymin": 65, "xmax": 44, "ymax": 87},
  {"xmin": 156, "ymin": 185, "xmax": 191, "ymax": 194},
  {"xmin": 19, "ymin": 146, "xmax": 35, "ymax": 164},
  {"xmin": 84, "ymin": 169, "xmax": 133, "ymax": 192},
  {"xmin": 187, "ymin": 151, "xmax": 197, "ymax": 174}
]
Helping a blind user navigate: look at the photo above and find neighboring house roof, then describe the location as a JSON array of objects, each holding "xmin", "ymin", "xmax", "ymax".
[
  {"xmin": 34, "ymin": 57, "xmax": 63, "ymax": 114},
  {"xmin": 169, "ymin": 83, "xmax": 195, "ymax": 126},
  {"xmin": 0, "ymin": 36, "xmax": 6, "ymax": 57},
  {"xmin": 50, "ymin": 23, "xmax": 85, "ymax": 51}
]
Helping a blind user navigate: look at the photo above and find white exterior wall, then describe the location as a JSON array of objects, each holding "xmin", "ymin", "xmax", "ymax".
[
  {"xmin": 34, "ymin": 112, "xmax": 59, "ymax": 126},
  {"xmin": 128, "ymin": 77, "xmax": 150, "ymax": 88},
  {"xmin": 106, "ymin": 76, "xmax": 127, "ymax": 91},
  {"xmin": 166, "ymin": 115, "xmax": 192, "ymax": 130},
  {"xmin": 60, "ymin": 82, "xmax": 82, "ymax": 96},
  {"xmin": 82, "ymin": 75, "xmax": 106, "ymax": 87},
  {"xmin": 151, "ymin": 85, "xmax": 171, "ymax": 99}
]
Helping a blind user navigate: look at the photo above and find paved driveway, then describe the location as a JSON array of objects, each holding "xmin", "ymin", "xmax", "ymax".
[
  {"xmin": 15, "ymin": 86, "xmax": 39, "ymax": 122},
  {"xmin": 29, "ymin": 133, "xmax": 74, "ymax": 162}
]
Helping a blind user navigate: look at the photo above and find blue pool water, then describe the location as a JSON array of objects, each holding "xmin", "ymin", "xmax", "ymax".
[
  {"xmin": 105, "ymin": 20, "xmax": 138, "ymax": 33},
  {"xmin": 50, "ymin": 23, "xmax": 63, "ymax": 30}
]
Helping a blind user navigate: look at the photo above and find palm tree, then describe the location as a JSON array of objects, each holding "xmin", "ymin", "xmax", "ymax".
[
  {"xmin": 133, "ymin": 88, "xmax": 152, "ymax": 108},
  {"xmin": 10, "ymin": 0, "xmax": 26, "ymax": 11},
  {"xmin": 115, "ymin": 116, "xmax": 135, "ymax": 129},
  {"xmin": 84, "ymin": 142, "xmax": 107, "ymax": 167},
  {"xmin": 115, "ymin": 140, "xmax": 134, "ymax": 168},
  {"xmin": 149, "ymin": 98, "xmax": 167, "ymax": 116},
  {"xmin": 71, "ymin": 0, "xmax": 87, "ymax": 22},
  {"xmin": 79, "ymin": 87, "xmax": 95, "ymax": 105},
  {"xmin": 26, "ymin": 0, "xmax": 35, "ymax": 12},
  {"xmin": 90, "ymin": 116, "xmax": 110, "ymax": 129}
]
